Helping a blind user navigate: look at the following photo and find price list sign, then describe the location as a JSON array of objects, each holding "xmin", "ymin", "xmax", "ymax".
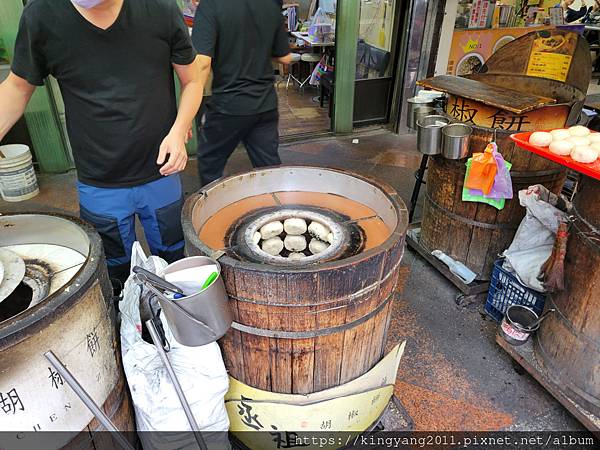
[
  {"xmin": 527, "ymin": 52, "xmax": 572, "ymax": 83},
  {"xmin": 526, "ymin": 34, "xmax": 575, "ymax": 83}
]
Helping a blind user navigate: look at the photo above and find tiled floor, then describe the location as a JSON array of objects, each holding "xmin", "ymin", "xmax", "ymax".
[
  {"xmin": 277, "ymin": 83, "xmax": 331, "ymax": 138},
  {"xmin": 0, "ymin": 131, "xmax": 582, "ymax": 431}
]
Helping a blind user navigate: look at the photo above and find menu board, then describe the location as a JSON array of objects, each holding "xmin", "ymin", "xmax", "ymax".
[
  {"xmin": 526, "ymin": 33, "xmax": 576, "ymax": 82},
  {"xmin": 447, "ymin": 27, "xmax": 542, "ymax": 76}
]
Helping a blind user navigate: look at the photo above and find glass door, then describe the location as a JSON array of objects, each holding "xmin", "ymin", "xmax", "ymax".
[{"xmin": 353, "ymin": 0, "xmax": 401, "ymax": 126}]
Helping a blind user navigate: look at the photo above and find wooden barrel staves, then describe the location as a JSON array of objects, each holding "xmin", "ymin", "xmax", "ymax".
[
  {"xmin": 420, "ymin": 131, "xmax": 566, "ymax": 280},
  {"xmin": 418, "ymin": 73, "xmax": 582, "ymax": 279},
  {"xmin": 0, "ymin": 214, "xmax": 135, "ymax": 449},
  {"xmin": 182, "ymin": 167, "xmax": 409, "ymax": 394},
  {"xmin": 535, "ymin": 176, "xmax": 600, "ymax": 416}
]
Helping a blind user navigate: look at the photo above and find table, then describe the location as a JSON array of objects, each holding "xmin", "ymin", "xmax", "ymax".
[
  {"xmin": 418, "ymin": 75, "xmax": 557, "ymax": 115},
  {"xmin": 290, "ymin": 32, "xmax": 335, "ymax": 90},
  {"xmin": 291, "ymin": 31, "xmax": 335, "ymax": 47}
]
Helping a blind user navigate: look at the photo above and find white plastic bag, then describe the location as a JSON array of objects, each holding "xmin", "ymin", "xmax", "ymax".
[
  {"xmin": 503, "ymin": 185, "xmax": 568, "ymax": 292},
  {"xmin": 120, "ymin": 243, "xmax": 230, "ymax": 450},
  {"xmin": 308, "ymin": 7, "xmax": 334, "ymax": 43},
  {"xmin": 309, "ymin": 7, "xmax": 333, "ymax": 27}
]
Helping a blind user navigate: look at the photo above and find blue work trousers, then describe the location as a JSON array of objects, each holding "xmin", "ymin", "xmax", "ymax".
[{"xmin": 77, "ymin": 175, "xmax": 185, "ymax": 282}]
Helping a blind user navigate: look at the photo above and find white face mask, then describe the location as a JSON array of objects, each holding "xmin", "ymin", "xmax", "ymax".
[{"xmin": 71, "ymin": 0, "xmax": 105, "ymax": 9}]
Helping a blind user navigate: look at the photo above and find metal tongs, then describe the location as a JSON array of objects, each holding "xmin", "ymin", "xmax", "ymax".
[
  {"xmin": 133, "ymin": 266, "xmax": 184, "ymax": 296},
  {"xmin": 132, "ymin": 266, "xmax": 208, "ymax": 450}
]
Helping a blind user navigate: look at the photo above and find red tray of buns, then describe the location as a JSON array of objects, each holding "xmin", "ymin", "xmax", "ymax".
[{"xmin": 510, "ymin": 131, "xmax": 600, "ymax": 181}]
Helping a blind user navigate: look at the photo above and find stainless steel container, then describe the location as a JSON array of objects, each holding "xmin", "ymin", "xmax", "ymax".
[
  {"xmin": 416, "ymin": 115, "xmax": 450, "ymax": 155},
  {"xmin": 442, "ymin": 123, "xmax": 473, "ymax": 160},
  {"xmin": 407, "ymin": 97, "xmax": 435, "ymax": 129},
  {"xmin": 159, "ymin": 256, "xmax": 233, "ymax": 347},
  {"xmin": 417, "ymin": 90, "xmax": 444, "ymax": 101},
  {"xmin": 413, "ymin": 106, "xmax": 436, "ymax": 131},
  {"xmin": 500, "ymin": 305, "xmax": 540, "ymax": 346}
]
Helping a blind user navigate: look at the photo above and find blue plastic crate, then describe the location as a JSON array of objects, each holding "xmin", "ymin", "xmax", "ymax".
[{"xmin": 485, "ymin": 259, "xmax": 546, "ymax": 323}]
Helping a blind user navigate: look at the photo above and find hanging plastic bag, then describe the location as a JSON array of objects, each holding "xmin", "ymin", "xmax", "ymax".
[
  {"xmin": 462, "ymin": 158, "xmax": 511, "ymax": 210},
  {"xmin": 308, "ymin": 7, "xmax": 334, "ymax": 43},
  {"xmin": 464, "ymin": 143, "xmax": 498, "ymax": 195},
  {"xmin": 468, "ymin": 143, "xmax": 514, "ymax": 200},
  {"xmin": 310, "ymin": 55, "xmax": 330, "ymax": 85},
  {"xmin": 489, "ymin": 148, "xmax": 513, "ymax": 199},
  {"xmin": 120, "ymin": 242, "xmax": 230, "ymax": 450},
  {"xmin": 309, "ymin": 6, "xmax": 332, "ymax": 26}
]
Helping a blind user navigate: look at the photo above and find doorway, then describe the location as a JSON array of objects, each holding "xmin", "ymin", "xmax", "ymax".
[
  {"xmin": 318, "ymin": 0, "xmax": 407, "ymax": 134},
  {"xmin": 278, "ymin": 1, "xmax": 337, "ymax": 139}
]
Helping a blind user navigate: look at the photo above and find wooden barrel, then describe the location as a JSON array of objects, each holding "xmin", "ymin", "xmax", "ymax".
[
  {"xmin": 420, "ymin": 131, "xmax": 566, "ymax": 280},
  {"xmin": 182, "ymin": 167, "xmax": 409, "ymax": 394},
  {"xmin": 535, "ymin": 176, "xmax": 600, "ymax": 416},
  {"xmin": 0, "ymin": 214, "xmax": 135, "ymax": 448},
  {"xmin": 418, "ymin": 72, "xmax": 582, "ymax": 280}
]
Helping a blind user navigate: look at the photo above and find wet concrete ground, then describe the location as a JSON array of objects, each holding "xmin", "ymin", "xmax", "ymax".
[{"xmin": 1, "ymin": 131, "xmax": 582, "ymax": 431}]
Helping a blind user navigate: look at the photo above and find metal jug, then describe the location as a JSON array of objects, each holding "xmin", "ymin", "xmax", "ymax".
[{"xmin": 135, "ymin": 257, "xmax": 233, "ymax": 347}]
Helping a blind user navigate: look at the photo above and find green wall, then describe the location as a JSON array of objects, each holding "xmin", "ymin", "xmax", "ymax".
[{"xmin": 0, "ymin": 0, "xmax": 72, "ymax": 173}]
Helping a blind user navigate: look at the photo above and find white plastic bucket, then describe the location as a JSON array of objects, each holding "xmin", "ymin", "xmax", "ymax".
[{"xmin": 0, "ymin": 144, "xmax": 39, "ymax": 202}]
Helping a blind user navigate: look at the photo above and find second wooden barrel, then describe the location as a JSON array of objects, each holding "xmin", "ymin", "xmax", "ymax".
[
  {"xmin": 535, "ymin": 176, "xmax": 600, "ymax": 416},
  {"xmin": 418, "ymin": 72, "xmax": 585, "ymax": 279},
  {"xmin": 183, "ymin": 167, "xmax": 408, "ymax": 394},
  {"xmin": 420, "ymin": 130, "xmax": 566, "ymax": 280}
]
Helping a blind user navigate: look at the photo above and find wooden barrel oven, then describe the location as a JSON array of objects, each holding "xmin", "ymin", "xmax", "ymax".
[
  {"xmin": 0, "ymin": 214, "xmax": 135, "ymax": 449},
  {"xmin": 417, "ymin": 73, "xmax": 584, "ymax": 279},
  {"xmin": 535, "ymin": 177, "xmax": 600, "ymax": 416},
  {"xmin": 182, "ymin": 167, "xmax": 408, "ymax": 394}
]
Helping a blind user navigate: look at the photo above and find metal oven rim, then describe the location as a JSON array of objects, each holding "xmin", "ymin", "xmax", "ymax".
[{"xmin": 182, "ymin": 165, "xmax": 409, "ymax": 274}]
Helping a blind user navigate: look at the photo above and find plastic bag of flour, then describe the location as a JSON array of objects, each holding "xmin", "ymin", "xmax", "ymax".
[{"xmin": 120, "ymin": 243, "xmax": 230, "ymax": 450}]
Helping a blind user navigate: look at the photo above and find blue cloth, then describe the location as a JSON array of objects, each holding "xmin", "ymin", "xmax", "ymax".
[{"xmin": 77, "ymin": 175, "xmax": 185, "ymax": 267}]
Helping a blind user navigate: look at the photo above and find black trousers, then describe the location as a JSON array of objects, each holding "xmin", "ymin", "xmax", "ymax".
[{"xmin": 197, "ymin": 108, "xmax": 282, "ymax": 187}]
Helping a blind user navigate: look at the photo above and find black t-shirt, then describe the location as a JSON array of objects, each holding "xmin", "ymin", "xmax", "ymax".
[
  {"xmin": 192, "ymin": 0, "xmax": 290, "ymax": 116},
  {"xmin": 565, "ymin": 6, "xmax": 590, "ymax": 23},
  {"xmin": 11, "ymin": 0, "xmax": 196, "ymax": 187}
]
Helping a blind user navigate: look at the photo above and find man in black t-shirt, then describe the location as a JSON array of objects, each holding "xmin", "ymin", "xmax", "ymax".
[
  {"xmin": 192, "ymin": 0, "xmax": 292, "ymax": 187},
  {"xmin": 0, "ymin": 0, "xmax": 209, "ymax": 284}
]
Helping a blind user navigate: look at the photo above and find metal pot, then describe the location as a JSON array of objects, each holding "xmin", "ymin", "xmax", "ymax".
[
  {"xmin": 500, "ymin": 305, "xmax": 540, "ymax": 346},
  {"xmin": 417, "ymin": 115, "xmax": 450, "ymax": 156},
  {"xmin": 407, "ymin": 97, "xmax": 435, "ymax": 129},
  {"xmin": 442, "ymin": 123, "xmax": 473, "ymax": 160}
]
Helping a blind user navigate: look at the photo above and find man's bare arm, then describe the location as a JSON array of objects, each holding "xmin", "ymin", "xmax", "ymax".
[
  {"xmin": 157, "ymin": 55, "xmax": 210, "ymax": 176},
  {"xmin": 196, "ymin": 54, "xmax": 212, "ymax": 87},
  {"xmin": 0, "ymin": 72, "xmax": 36, "ymax": 141},
  {"xmin": 274, "ymin": 54, "xmax": 294, "ymax": 65}
]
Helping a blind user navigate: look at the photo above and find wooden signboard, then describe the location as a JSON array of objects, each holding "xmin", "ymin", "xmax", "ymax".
[
  {"xmin": 444, "ymin": 94, "xmax": 570, "ymax": 132},
  {"xmin": 483, "ymin": 29, "xmax": 591, "ymax": 94}
]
